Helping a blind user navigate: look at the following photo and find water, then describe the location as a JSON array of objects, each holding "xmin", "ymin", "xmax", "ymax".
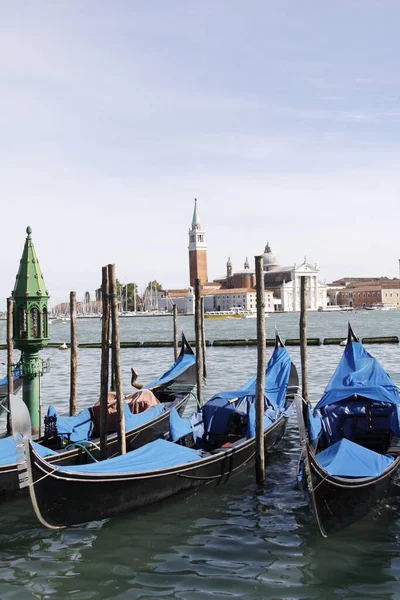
[{"xmin": 1, "ymin": 311, "xmax": 400, "ymax": 600}]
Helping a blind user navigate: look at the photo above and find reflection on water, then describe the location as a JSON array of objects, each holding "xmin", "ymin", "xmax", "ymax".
[{"xmin": 0, "ymin": 313, "xmax": 400, "ymax": 599}]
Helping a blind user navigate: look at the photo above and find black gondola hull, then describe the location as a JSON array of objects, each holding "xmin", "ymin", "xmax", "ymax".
[
  {"xmin": 0, "ymin": 392, "xmax": 190, "ymax": 501},
  {"xmin": 27, "ymin": 409, "xmax": 290, "ymax": 528},
  {"xmin": 303, "ymin": 450, "xmax": 400, "ymax": 535}
]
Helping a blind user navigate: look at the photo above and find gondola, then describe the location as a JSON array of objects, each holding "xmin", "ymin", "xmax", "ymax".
[
  {"xmin": 0, "ymin": 364, "xmax": 23, "ymax": 402},
  {"xmin": 14, "ymin": 334, "xmax": 298, "ymax": 528},
  {"xmin": 0, "ymin": 333, "xmax": 196, "ymax": 501},
  {"xmin": 296, "ymin": 325, "xmax": 400, "ymax": 537}
]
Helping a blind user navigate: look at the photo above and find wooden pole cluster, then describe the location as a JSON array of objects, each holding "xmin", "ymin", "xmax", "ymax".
[
  {"xmin": 194, "ymin": 278, "xmax": 203, "ymax": 406},
  {"xmin": 6, "ymin": 297, "xmax": 13, "ymax": 434},
  {"xmin": 99, "ymin": 267, "xmax": 110, "ymax": 459},
  {"xmin": 108, "ymin": 264, "xmax": 126, "ymax": 455},
  {"xmin": 69, "ymin": 291, "xmax": 77, "ymax": 416},
  {"xmin": 255, "ymin": 255, "xmax": 266, "ymax": 484},
  {"xmin": 173, "ymin": 304, "xmax": 178, "ymax": 361},
  {"xmin": 200, "ymin": 297, "xmax": 207, "ymax": 379},
  {"xmin": 300, "ymin": 276, "xmax": 308, "ymax": 403}
]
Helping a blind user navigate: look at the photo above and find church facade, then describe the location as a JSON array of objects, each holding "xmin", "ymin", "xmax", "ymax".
[{"xmin": 158, "ymin": 201, "xmax": 327, "ymax": 313}]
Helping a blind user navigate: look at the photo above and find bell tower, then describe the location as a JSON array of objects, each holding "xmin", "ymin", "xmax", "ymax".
[{"xmin": 188, "ymin": 199, "xmax": 208, "ymax": 287}]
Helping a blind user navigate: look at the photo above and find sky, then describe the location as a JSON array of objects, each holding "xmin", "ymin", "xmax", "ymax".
[{"xmin": 1, "ymin": 1, "xmax": 400, "ymax": 307}]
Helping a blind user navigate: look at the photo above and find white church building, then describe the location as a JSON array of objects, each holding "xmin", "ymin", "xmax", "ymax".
[{"xmin": 261, "ymin": 244, "xmax": 327, "ymax": 312}]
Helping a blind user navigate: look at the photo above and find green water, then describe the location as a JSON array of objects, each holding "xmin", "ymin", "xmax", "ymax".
[{"xmin": 1, "ymin": 311, "xmax": 400, "ymax": 600}]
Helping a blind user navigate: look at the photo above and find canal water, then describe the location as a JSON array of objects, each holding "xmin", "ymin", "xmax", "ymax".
[{"xmin": 1, "ymin": 311, "xmax": 400, "ymax": 600}]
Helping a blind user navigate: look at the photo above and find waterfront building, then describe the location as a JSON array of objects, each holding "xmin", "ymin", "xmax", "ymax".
[
  {"xmin": 216, "ymin": 244, "xmax": 327, "ymax": 312},
  {"xmin": 160, "ymin": 203, "xmax": 328, "ymax": 314},
  {"xmin": 336, "ymin": 278, "xmax": 400, "ymax": 308}
]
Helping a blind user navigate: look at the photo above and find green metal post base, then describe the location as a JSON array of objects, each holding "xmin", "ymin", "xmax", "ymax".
[{"xmin": 21, "ymin": 353, "xmax": 42, "ymax": 436}]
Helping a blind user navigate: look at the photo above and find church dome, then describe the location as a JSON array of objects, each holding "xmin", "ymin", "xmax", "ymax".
[{"xmin": 262, "ymin": 242, "xmax": 279, "ymax": 271}]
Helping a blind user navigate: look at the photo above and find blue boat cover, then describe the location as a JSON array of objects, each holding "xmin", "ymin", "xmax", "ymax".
[
  {"xmin": 124, "ymin": 402, "xmax": 164, "ymax": 430},
  {"xmin": 246, "ymin": 403, "xmax": 276, "ymax": 438},
  {"xmin": 316, "ymin": 438, "xmax": 394, "ymax": 477},
  {"xmin": 47, "ymin": 406, "xmax": 93, "ymax": 443},
  {"xmin": 0, "ymin": 435, "xmax": 57, "ymax": 466},
  {"xmin": 144, "ymin": 351, "xmax": 195, "ymax": 389},
  {"xmin": 316, "ymin": 340, "xmax": 400, "ymax": 410},
  {"xmin": 0, "ymin": 365, "xmax": 22, "ymax": 388},
  {"xmin": 56, "ymin": 438, "xmax": 201, "ymax": 474},
  {"xmin": 307, "ymin": 405, "xmax": 322, "ymax": 442},
  {"xmin": 202, "ymin": 345, "xmax": 291, "ymax": 435},
  {"xmin": 169, "ymin": 407, "xmax": 193, "ymax": 440}
]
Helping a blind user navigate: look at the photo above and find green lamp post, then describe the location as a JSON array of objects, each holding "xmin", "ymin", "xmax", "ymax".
[{"xmin": 12, "ymin": 226, "xmax": 50, "ymax": 435}]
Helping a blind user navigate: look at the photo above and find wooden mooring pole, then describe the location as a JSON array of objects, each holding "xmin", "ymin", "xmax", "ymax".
[
  {"xmin": 6, "ymin": 297, "xmax": 13, "ymax": 434},
  {"xmin": 100, "ymin": 267, "xmax": 110, "ymax": 460},
  {"xmin": 300, "ymin": 276, "xmax": 308, "ymax": 403},
  {"xmin": 255, "ymin": 255, "xmax": 266, "ymax": 484},
  {"xmin": 173, "ymin": 304, "xmax": 178, "ymax": 361},
  {"xmin": 194, "ymin": 278, "xmax": 203, "ymax": 407},
  {"xmin": 69, "ymin": 291, "xmax": 77, "ymax": 416},
  {"xmin": 200, "ymin": 297, "xmax": 207, "ymax": 379},
  {"xmin": 108, "ymin": 264, "xmax": 126, "ymax": 455}
]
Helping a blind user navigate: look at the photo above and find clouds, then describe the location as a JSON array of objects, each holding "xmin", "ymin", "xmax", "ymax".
[{"xmin": 1, "ymin": 1, "xmax": 400, "ymax": 306}]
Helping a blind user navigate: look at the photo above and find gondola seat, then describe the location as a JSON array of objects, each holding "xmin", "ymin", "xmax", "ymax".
[{"xmin": 319, "ymin": 398, "xmax": 399, "ymax": 453}]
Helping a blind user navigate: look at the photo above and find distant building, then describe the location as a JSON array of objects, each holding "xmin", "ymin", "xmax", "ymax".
[
  {"xmin": 161, "ymin": 203, "xmax": 327, "ymax": 314},
  {"xmin": 216, "ymin": 244, "xmax": 327, "ymax": 312},
  {"xmin": 188, "ymin": 199, "xmax": 208, "ymax": 287},
  {"xmin": 333, "ymin": 277, "xmax": 400, "ymax": 308}
]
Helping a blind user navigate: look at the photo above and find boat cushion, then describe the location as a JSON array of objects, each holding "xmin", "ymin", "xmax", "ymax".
[
  {"xmin": 56, "ymin": 438, "xmax": 201, "ymax": 474},
  {"xmin": 0, "ymin": 435, "xmax": 57, "ymax": 466},
  {"xmin": 47, "ymin": 406, "xmax": 93, "ymax": 443},
  {"xmin": 316, "ymin": 438, "xmax": 394, "ymax": 477}
]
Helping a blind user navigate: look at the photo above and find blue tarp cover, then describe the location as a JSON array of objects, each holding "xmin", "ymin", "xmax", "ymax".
[
  {"xmin": 202, "ymin": 345, "xmax": 291, "ymax": 434},
  {"xmin": 124, "ymin": 402, "xmax": 164, "ymax": 430},
  {"xmin": 0, "ymin": 435, "xmax": 57, "ymax": 466},
  {"xmin": 316, "ymin": 438, "xmax": 394, "ymax": 477},
  {"xmin": 0, "ymin": 365, "xmax": 22, "ymax": 388},
  {"xmin": 47, "ymin": 406, "xmax": 93, "ymax": 442},
  {"xmin": 316, "ymin": 340, "xmax": 400, "ymax": 411},
  {"xmin": 56, "ymin": 438, "xmax": 201, "ymax": 474},
  {"xmin": 144, "ymin": 351, "xmax": 195, "ymax": 389}
]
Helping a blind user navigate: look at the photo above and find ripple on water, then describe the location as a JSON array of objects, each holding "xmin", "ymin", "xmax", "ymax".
[{"xmin": 1, "ymin": 314, "xmax": 400, "ymax": 599}]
